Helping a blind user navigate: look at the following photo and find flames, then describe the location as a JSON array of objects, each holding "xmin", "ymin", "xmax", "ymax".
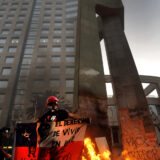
[
  {"xmin": 82, "ymin": 138, "xmax": 111, "ymax": 160},
  {"xmin": 122, "ymin": 150, "xmax": 132, "ymax": 160},
  {"xmin": 82, "ymin": 138, "xmax": 132, "ymax": 160}
]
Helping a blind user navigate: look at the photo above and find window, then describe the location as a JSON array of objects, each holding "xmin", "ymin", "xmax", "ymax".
[
  {"xmin": 52, "ymin": 46, "xmax": 61, "ymax": 52},
  {"xmin": 5, "ymin": 56, "xmax": 14, "ymax": 63},
  {"xmin": 11, "ymin": 2, "xmax": 18, "ymax": 6},
  {"xmin": 14, "ymin": 29, "xmax": 21, "ymax": 35},
  {"xmin": 21, "ymin": 8, "xmax": 27, "ymax": 13},
  {"xmin": 18, "ymin": 15, "xmax": 25, "ymax": 20},
  {"xmin": 53, "ymin": 37, "xmax": 61, "ymax": 43},
  {"xmin": 66, "ymin": 37, "xmax": 74, "ymax": 43},
  {"xmin": 16, "ymin": 89, "xmax": 25, "ymax": 95},
  {"xmin": 34, "ymin": 79, "xmax": 43, "ymax": 88},
  {"xmin": 4, "ymin": 22, "xmax": 12, "ymax": 27},
  {"xmin": 16, "ymin": 22, "xmax": 24, "ymax": 27},
  {"xmin": 0, "ymin": 80, "xmax": 8, "ymax": 88},
  {"xmin": 51, "ymin": 56, "xmax": 61, "ymax": 63},
  {"xmin": 0, "ymin": 15, "xmax": 3, "ymax": 20},
  {"xmin": 20, "ymin": 68, "xmax": 30, "ymax": 76},
  {"xmin": 66, "ymin": 79, "xmax": 74, "ymax": 88},
  {"xmin": 66, "ymin": 67, "xmax": 74, "ymax": 74},
  {"xmin": 53, "ymin": 29, "xmax": 62, "ymax": 34},
  {"xmin": 21, "ymin": 64, "xmax": 30, "ymax": 69},
  {"xmin": 43, "ymin": 21, "xmax": 50, "ymax": 26},
  {"xmin": 66, "ymin": 12, "xmax": 77, "ymax": 19},
  {"xmin": 66, "ymin": 21, "xmax": 74, "ymax": 26},
  {"xmin": 23, "ymin": 2, "xmax": 29, "ymax": 5},
  {"xmin": 24, "ymin": 48, "xmax": 33, "ymax": 54},
  {"xmin": 54, "ymin": 21, "xmax": 62, "ymax": 27},
  {"xmin": 66, "ymin": 92, "xmax": 73, "ymax": 101},
  {"xmin": 35, "ymin": 67, "xmax": 45, "ymax": 75},
  {"xmin": 0, "ymin": 46, "xmax": 4, "ymax": 53},
  {"xmin": 11, "ymin": 38, "xmax": 19, "ymax": 43},
  {"xmin": 45, "ymin": 2, "xmax": 53, "ymax": 6},
  {"xmin": 50, "ymin": 79, "xmax": 60, "ymax": 87},
  {"xmin": 66, "ymin": 56, "xmax": 75, "ymax": 63},
  {"xmin": 39, "ymin": 45, "xmax": 47, "ymax": 51},
  {"xmin": 0, "ymin": 94, "xmax": 5, "ymax": 103},
  {"xmin": 2, "ymin": 2, "xmax": 8, "ymax": 6},
  {"xmin": 44, "ymin": 14, "xmax": 51, "ymax": 19},
  {"xmin": 45, "ymin": 7, "xmax": 52, "ymax": 10},
  {"xmin": 26, "ymin": 39, "xmax": 34, "ymax": 44},
  {"xmin": 22, "ymin": 58, "xmax": 32, "ymax": 65},
  {"xmin": 66, "ymin": 45, "xmax": 75, "ymax": 52},
  {"xmin": 55, "ymin": 14, "xmax": 62, "ymax": 20},
  {"xmin": 40, "ymin": 37, "xmax": 48, "ymax": 43},
  {"xmin": 7, "ymin": 15, "xmax": 14, "ymax": 19},
  {"xmin": 8, "ymin": 46, "xmax": 17, "ymax": 53},
  {"xmin": 66, "ymin": 1, "xmax": 78, "ymax": 6},
  {"xmin": 1, "ymin": 30, "xmax": 9, "ymax": 35},
  {"xmin": 66, "ymin": 29, "xmax": 74, "ymax": 34},
  {"xmin": 51, "ymin": 67, "xmax": 60, "ymax": 74},
  {"xmin": 55, "ymin": 8, "xmax": 62, "ymax": 12},
  {"xmin": 41, "ymin": 29, "xmax": 49, "ymax": 34},
  {"xmin": 0, "ymin": 9, "xmax": 5, "ymax": 14},
  {"xmin": 56, "ymin": 2, "xmax": 62, "ymax": 5},
  {"xmin": 10, "ymin": 8, "xmax": 16, "ymax": 13},
  {"xmin": 1, "ymin": 68, "xmax": 11, "ymax": 76},
  {"xmin": 37, "ymin": 56, "xmax": 46, "ymax": 63},
  {"xmin": 0, "ymin": 38, "xmax": 7, "ymax": 43},
  {"xmin": 35, "ymin": 5, "xmax": 41, "ymax": 9},
  {"xmin": 66, "ymin": 6, "xmax": 77, "ymax": 12},
  {"xmin": 17, "ymin": 80, "xmax": 26, "ymax": 89},
  {"xmin": 14, "ymin": 95, "xmax": 24, "ymax": 104}
]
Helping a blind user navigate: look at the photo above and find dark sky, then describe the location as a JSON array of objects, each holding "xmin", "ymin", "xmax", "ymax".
[{"xmin": 122, "ymin": 0, "xmax": 160, "ymax": 76}]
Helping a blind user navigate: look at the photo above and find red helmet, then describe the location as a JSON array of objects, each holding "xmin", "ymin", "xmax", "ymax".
[{"xmin": 46, "ymin": 96, "xmax": 59, "ymax": 106}]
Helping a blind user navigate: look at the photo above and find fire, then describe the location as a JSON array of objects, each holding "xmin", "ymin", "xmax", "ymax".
[
  {"xmin": 82, "ymin": 138, "xmax": 132, "ymax": 160},
  {"xmin": 101, "ymin": 150, "xmax": 111, "ymax": 159},
  {"xmin": 82, "ymin": 138, "xmax": 111, "ymax": 160},
  {"xmin": 122, "ymin": 150, "xmax": 132, "ymax": 160}
]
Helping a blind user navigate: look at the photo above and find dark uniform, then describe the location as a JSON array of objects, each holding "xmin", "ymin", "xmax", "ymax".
[
  {"xmin": 38, "ymin": 109, "xmax": 68, "ymax": 142},
  {"xmin": 0, "ymin": 138, "xmax": 5, "ymax": 160},
  {"xmin": 0, "ymin": 128, "xmax": 11, "ymax": 160}
]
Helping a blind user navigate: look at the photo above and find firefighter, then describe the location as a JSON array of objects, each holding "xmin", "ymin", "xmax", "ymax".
[{"xmin": 0, "ymin": 127, "xmax": 11, "ymax": 160}]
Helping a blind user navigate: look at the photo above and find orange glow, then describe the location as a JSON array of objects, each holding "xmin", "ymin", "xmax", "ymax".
[
  {"xmin": 82, "ymin": 156, "xmax": 87, "ymax": 160},
  {"xmin": 122, "ymin": 150, "xmax": 132, "ymax": 160},
  {"xmin": 84, "ymin": 138, "xmax": 101, "ymax": 160},
  {"xmin": 101, "ymin": 150, "xmax": 111, "ymax": 160},
  {"xmin": 82, "ymin": 138, "xmax": 111, "ymax": 160}
]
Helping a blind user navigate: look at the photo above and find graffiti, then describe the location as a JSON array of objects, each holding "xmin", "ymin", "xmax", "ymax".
[{"xmin": 119, "ymin": 108, "xmax": 160, "ymax": 160}]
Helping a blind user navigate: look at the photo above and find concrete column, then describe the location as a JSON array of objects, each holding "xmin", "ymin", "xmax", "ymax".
[
  {"xmin": 75, "ymin": 0, "xmax": 111, "ymax": 144},
  {"xmin": 102, "ymin": 15, "xmax": 154, "ymax": 133}
]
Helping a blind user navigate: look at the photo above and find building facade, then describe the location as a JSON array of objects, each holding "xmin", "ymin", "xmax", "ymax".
[
  {"xmin": 0, "ymin": 0, "xmax": 78, "ymax": 127},
  {"xmin": 0, "ymin": 0, "xmax": 160, "ymax": 158}
]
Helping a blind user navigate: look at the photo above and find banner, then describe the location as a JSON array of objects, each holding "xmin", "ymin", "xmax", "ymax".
[{"xmin": 14, "ymin": 118, "xmax": 89, "ymax": 160}]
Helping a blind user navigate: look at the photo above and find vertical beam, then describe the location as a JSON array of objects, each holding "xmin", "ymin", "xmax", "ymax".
[
  {"xmin": 101, "ymin": 15, "xmax": 160, "ymax": 159},
  {"xmin": 102, "ymin": 15, "xmax": 154, "ymax": 133},
  {"xmin": 75, "ymin": 0, "xmax": 111, "ymax": 143}
]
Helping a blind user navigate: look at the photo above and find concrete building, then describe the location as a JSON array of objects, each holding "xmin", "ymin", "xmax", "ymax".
[
  {"xmin": 0, "ymin": 0, "xmax": 160, "ymax": 158},
  {"xmin": 0, "ymin": 0, "xmax": 78, "ymax": 127}
]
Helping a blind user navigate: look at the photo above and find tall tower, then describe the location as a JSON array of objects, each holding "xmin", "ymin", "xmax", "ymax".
[
  {"xmin": 0, "ymin": 0, "xmax": 78, "ymax": 127},
  {"xmin": 0, "ymin": 0, "xmax": 160, "ymax": 159}
]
